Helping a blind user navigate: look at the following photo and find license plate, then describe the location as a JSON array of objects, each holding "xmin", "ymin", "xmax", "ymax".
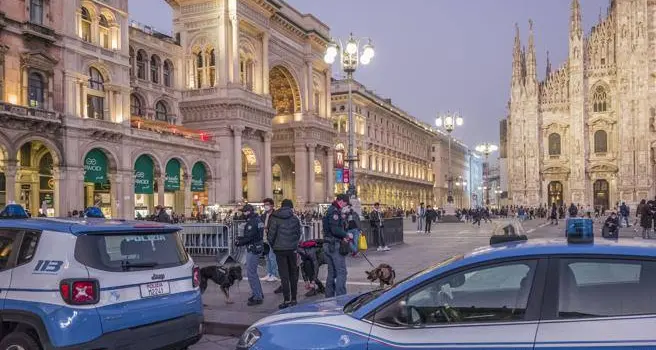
[{"xmin": 140, "ymin": 281, "xmax": 170, "ymax": 298}]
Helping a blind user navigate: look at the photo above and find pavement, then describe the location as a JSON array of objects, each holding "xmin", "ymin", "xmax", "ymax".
[{"xmin": 193, "ymin": 216, "xmax": 647, "ymax": 345}]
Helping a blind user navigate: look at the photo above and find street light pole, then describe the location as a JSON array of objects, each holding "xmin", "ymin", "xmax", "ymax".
[
  {"xmin": 325, "ymin": 33, "xmax": 375, "ymax": 201},
  {"xmin": 435, "ymin": 112, "xmax": 464, "ymax": 205},
  {"xmin": 475, "ymin": 142, "xmax": 498, "ymax": 207}
]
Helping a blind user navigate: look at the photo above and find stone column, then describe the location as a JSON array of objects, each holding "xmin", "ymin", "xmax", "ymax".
[
  {"xmin": 47, "ymin": 73, "xmax": 54, "ymax": 110},
  {"xmin": 218, "ymin": 12, "xmax": 229, "ymax": 87},
  {"xmin": 108, "ymin": 172, "xmax": 121, "ymax": 219},
  {"xmin": 64, "ymin": 73, "xmax": 76, "ymax": 116},
  {"xmin": 263, "ymin": 132, "xmax": 272, "ymax": 198},
  {"xmin": 80, "ymin": 81, "xmax": 88, "ymax": 118},
  {"xmin": 307, "ymin": 144, "xmax": 316, "ymax": 204},
  {"xmin": 184, "ymin": 174, "xmax": 192, "ymax": 217},
  {"xmin": 52, "ymin": 168, "xmax": 62, "ymax": 217},
  {"xmin": 5, "ymin": 161, "xmax": 17, "ymax": 204},
  {"xmin": 324, "ymin": 70, "xmax": 331, "ymax": 118},
  {"xmin": 230, "ymin": 13, "xmax": 240, "ymax": 84},
  {"xmin": 157, "ymin": 176, "xmax": 165, "ymax": 207},
  {"xmin": 295, "ymin": 145, "xmax": 307, "ymax": 207},
  {"xmin": 122, "ymin": 170, "xmax": 135, "ymax": 219},
  {"xmin": 305, "ymin": 61, "xmax": 314, "ymax": 114},
  {"xmin": 325, "ymin": 148, "xmax": 334, "ymax": 202},
  {"xmin": 21, "ymin": 69, "xmax": 28, "ymax": 105},
  {"xmin": 232, "ymin": 126, "xmax": 244, "ymax": 203},
  {"xmin": 201, "ymin": 52, "xmax": 208, "ymax": 88},
  {"xmin": 107, "ymin": 89, "xmax": 114, "ymax": 122},
  {"xmin": 262, "ymin": 32, "xmax": 270, "ymax": 95}
]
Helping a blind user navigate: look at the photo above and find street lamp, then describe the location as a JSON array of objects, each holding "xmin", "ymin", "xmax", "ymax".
[
  {"xmin": 435, "ymin": 112, "xmax": 464, "ymax": 205},
  {"xmin": 325, "ymin": 33, "xmax": 375, "ymax": 200},
  {"xmin": 475, "ymin": 142, "xmax": 498, "ymax": 206}
]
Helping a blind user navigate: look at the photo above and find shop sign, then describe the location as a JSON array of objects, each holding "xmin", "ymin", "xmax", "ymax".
[
  {"xmin": 84, "ymin": 149, "xmax": 108, "ymax": 184},
  {"xmin": 165, "ymin": 160, "xmax": 181, "ymax": 192},
  {"xmin": 335, "ymin": 169, "xmax": 343, "ymax": 184},
  {"xmin": 134, "ymin": 155, "xmax": 154, "ymax": 194},
  {"xmin": 191, "ymin": 163, "xmax": 206, "ymax": 192},
  {"xmin": 343, "ymin": 169, "xmax": 350, "ymax": 184}
]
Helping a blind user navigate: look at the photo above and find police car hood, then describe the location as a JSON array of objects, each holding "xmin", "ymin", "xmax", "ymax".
[{"xmin": 252, "ymin": 294, "xmax": 358, "ymax": 327}]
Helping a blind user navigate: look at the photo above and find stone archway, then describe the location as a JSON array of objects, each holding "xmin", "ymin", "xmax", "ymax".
[
  {"xmin": 14, "ymin": 139, "xmax": 62, "ymax": 216},
  {"xmin": 269, "ymin": 65, "xmax": 301, "ymax": 116},
  {"xmin": 593, "ymin": 179, "xmax": 610, "ymax": 211},
  {"xmin": 241, "ymin": 146, "xmax": 258, "ymax": 201}
]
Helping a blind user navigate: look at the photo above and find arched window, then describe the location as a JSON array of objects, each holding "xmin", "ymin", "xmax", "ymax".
[
  {"xmin": 594, "ymin": 130, "xmax": 608, "ymax": 153},
  {"xmin": 130, "ymin": 94, "xmax": 142, "ymax": 116},
  {"xmin": 136, "ymin": 50, "xmax": 146, "ymax": 80},
  {"xmin": 129, "ymin": 47, "xmax": 135, "ymax": 77},
  {"xmin": 195, "ymin": 51, "xmax": 204, "ymax": 88},
  {"xmin": 99, "ymin": 15, "xmax": 110, "ymax": 49},
  {"xmin": 30, "ymin": 0, "xmax": 43, "ymax": 24},
  {"xmin": 150, "ymin": 55, "xmax": 160, "ymax": 84},
  {"xmin": 80, "ymin": 7, "xmax": 92, "ymax": 42},
  {"xmin": 155, "ymin": 101, "xmax": 167, "ymax": 122},
  {"xmin": 163, "ymin": 60, "xmax": 173, "ymax": 87},
  {"xmin": 239, "ymin": 54, "xmax": 253, "ymax": 90},
  {"xmin": 548, "ymin": 133, "xmax": 561, "ymax": 156},
  {"xmin": 593, "ymin": 85, "xmax": 609, "ymax": 113},
  {"xmin": 208, "ymin": 49, "xmax": 216, "ymax": 86},
  {"xmin": 87, "ymin": 68, "xmax": 105, "ymax": 120},
  {"xmin": 28, "ymin": 72, "xmax": 45, "ymax": 108}
]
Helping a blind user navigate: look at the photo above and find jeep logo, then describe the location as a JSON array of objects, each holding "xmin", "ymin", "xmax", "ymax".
[{"xmin": 151, "ymin": 273, "xmax": 165, "ymax": 281}]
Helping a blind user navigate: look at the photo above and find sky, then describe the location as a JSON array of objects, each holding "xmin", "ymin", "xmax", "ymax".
[{"xmin": 129, "ymin": 0, "xmax": 602, "ymax": 148}]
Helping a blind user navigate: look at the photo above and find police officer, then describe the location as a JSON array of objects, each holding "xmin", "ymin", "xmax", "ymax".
[
  {"xmin": 235, "ymin": 204, "xmax": 265, "ymax": 306},
  {"xmin": 323, "ymin": 194, "xmax": 352, "ymax": 297}
]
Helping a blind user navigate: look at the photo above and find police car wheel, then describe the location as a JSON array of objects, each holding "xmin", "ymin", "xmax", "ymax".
[{"xmin": 0, "ymin": 332, "xmax": 40, "ymax": 350}]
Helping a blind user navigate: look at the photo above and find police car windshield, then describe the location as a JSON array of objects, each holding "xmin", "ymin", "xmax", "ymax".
[
  {"xmin": 74, "ymin": 232, "xmax": 189, "ymax": 272},
  {"xmin": 344, "ymin": 254, "xmax": 464, "ymax": 314}
]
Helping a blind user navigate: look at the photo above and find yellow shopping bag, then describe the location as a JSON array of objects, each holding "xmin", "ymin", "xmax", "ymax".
[{"xmin": 358, "ymin": 233, "xmax": 368, "ymax": 251}]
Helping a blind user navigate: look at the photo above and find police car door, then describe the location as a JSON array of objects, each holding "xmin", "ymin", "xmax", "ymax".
[
  {"xmin": 534, "ymin": 257, "xmax": 656, "ymax": 348},
  {"xmin": 367, "ymin": 259, "xmax": 546, "ymax": 349},
  {"xmin": 0, "ymin": 229, "xmax": 21, "ymax": 308}
]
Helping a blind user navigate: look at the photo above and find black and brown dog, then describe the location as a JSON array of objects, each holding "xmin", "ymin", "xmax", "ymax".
[
  {"xmin": 365, "ymin": 263, "xmax": 396, "ymax": 289},
  {"xmin": 199, "ymin": 264, "xmax": 243, "ymax": 304}
]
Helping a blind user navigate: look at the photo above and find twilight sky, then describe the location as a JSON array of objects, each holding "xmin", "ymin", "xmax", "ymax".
[{"xmin": 129, "ymin": 0, "xmax": 602, "ymax": 149}]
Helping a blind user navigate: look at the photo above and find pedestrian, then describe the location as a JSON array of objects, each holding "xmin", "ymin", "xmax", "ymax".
[
  {"xmin": 323, "ymin": 194, "xmax": 352, "ymax": 297},
  {"xmin": 267, "ymin": 199, "xmax": 302, "ymax": 309},
  {"xmin": 235, "ymin": 204, "xmax": 265, "ymax": 306},
  {"xmin": 260, "ymin": 198, "xmax": 280, "ymax": 284},
  {"xmin": 370, "ymin": 203, "xmax": 389, "ymax": 251},
  {"xmin": 344, "ymin": 204, "xmax": 361, "ymax": 256},
  {"xmin": 416, "ymin": 202, "xmax": 425, "ymax": 233},
  {"xmin": 154, "ymin": 205, "xmax": 171, "ymax": 223},
  {"xmin": 550, "ymin": 202, "xmax": 558, "ymax": 225},
  {"xmin": 425, "ymin": 205, "xmax": 437, "ymax": 234}
]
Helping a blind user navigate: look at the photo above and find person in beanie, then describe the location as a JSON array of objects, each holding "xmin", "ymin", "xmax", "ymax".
[
  {"xmin": 267, "ymin": 199, "xmax": 302, "ymax": 309},
  {"xmin": 322, "ymin": 194, "xmax": 351, "ymax": 297},
  {"xmin": 235, "ymin": 204, "xmax": 265, "ymax": 306}
]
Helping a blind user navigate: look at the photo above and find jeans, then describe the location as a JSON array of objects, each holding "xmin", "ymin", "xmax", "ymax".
[
  {"xmin": 348, "ymin": 229, "xmax": 360, "ymax": 252},
  {"xmin": 246, "ymin": 251, "xmax": 263, "ymax": 300},
  {"xmin": 324, "ymin": 241, "xmax": 347, "ymax": 297},
  {"xmin": 417, "ymin": 216, "xmax": 424, "ymax": 231},
  {"xmin": 275, "ymin": 250, "xmax": 299, "ymax": 302},
  {"xmin": 265, "ymin": 248, "xmax": 279, "ymax": 277},
  {"xmin": 372, "ymin": 226, "xmax": 386, "ymax": 247},
  {"xmin": 425, "ymin": 219, "xmax": 433, "ymax": 233}
]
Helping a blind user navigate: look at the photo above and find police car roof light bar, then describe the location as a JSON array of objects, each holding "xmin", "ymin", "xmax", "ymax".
[
  {"xmin": 84, "ymin": 207, "xmax": 105, "ymax": 219},
  {"xmin": 0, "ymin": 204, "xmax": 29, "ymax": 219},
  {"xmin": 566, "ymin": 218, "xmax": 594, "ymax": 244}
]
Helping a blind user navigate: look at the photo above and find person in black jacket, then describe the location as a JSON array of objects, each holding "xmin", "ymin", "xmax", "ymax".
[
  {"xmin": 425, "ymin": 205, "xmax": 438, "ymax": 234},
  {"xmin": 235, "ymin": 204, "xmax": 264, "ymax": 306},
  {"xmin": 268, "ymin": 199, "xmax": 302, "ymax": 309},
  {"xmin": 323, "ymin": 194, "xmax": 351, "ymax": 297}
]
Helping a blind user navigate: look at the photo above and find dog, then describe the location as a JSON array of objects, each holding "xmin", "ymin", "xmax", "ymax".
[
  {"xmin": 199, "ymin": 264, "xmax": 243, "ymax": 304},
  {"xmin": 365, "ymin": 263, "xmax": 396, "ymax": 289}
]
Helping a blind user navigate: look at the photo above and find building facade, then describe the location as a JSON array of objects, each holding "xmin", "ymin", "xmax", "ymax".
[
  {"xmin": 432, "ymin": 136, "xmax": 483, "ymax": 209},
  {"xmin": 505, "ymin": 0, "xmax": 656, "ymax": 209},
  {"xmin": 0, "ymin": 0, "xmax": 335, "ymax": 218},
  {"xmin": 331, "ymin": 79, "xmax": 434, "ymax": 210}
]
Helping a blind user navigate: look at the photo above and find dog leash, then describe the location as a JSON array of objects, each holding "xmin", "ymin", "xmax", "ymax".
[{"xmin": 359, "ymin": 251, "xmax": 376, "ymax": 269}]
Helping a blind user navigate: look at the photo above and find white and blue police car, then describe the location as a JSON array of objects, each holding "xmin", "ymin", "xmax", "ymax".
[
  {"xmin": 0, "ymin": 204, "xmax": 202, "ymax": 350},
  {"xmin": 238, "ymin": 219, "xmax": 656, "ymax": 349}
]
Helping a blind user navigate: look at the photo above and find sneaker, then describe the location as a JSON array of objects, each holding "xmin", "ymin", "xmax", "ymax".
[
  {"xmin": 267, "ymin": 275, "xmax": 279, "ymax": 282},
  {"xmin": 260, "ymin": 274, "xmax": 271, "ymax": 281},
  {"xmin": 247, "ymin": 298, "xmax": 263, "ymax": 306},
  {"xmin": 290, "ymin": 300, "xmax": 297, "ymax": 307},
  {"xmin": 382, "ymin": 246, "xmax": 391, "ymax": 251},
  {"xmin": 278, "ymin": 301, "xmax": 291, "ymax": 309}
]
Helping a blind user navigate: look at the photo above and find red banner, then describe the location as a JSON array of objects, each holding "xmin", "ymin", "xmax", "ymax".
[{"xmin": 343, "ymin": 169, "xmax": 350, "ymax": 183}]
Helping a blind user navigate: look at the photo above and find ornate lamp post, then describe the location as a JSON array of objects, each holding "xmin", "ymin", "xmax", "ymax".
[
  {"xmin": 325, "ymin": 33, "xmax": 375, "ymax": 203},
  {"xmin": 475, "ymin": 142, "xmax": 498, "ymax": 206},
  {"xmin": 435, "ymin": 112, "xmax": 464, "ymax": 205}
]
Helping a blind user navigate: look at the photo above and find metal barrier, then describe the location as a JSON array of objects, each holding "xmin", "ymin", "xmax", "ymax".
[{"xmin": 178, "ymin": 223, "xmax": 231, "ymax": 258}]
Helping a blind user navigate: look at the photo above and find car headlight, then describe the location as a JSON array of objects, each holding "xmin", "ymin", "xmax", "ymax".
[{"xmin": 238, "ymin": 327, "xmax": 261, "ymax": 348}]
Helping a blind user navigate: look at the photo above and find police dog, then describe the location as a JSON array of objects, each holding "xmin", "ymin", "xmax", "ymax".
[
  {"xmin": 199, "ymin": 265, "xmax": 243, "ymax": 304},
  {"xmin": 365, "ymin": 263, "xmax": 396, "ymax": 289}
]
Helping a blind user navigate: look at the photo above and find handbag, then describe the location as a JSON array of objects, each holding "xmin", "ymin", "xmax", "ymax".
[
  {"xmin": 357, "ymin": 233, "xmax": 368, "ymax": 251},
  {"xmin": 339, "ymin": 240, "xmax": 351, "ymax": 256}
]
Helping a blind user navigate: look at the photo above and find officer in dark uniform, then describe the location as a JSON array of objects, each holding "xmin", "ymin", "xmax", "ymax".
[
  {"xmin": 323, "ymin": 194, "xmax": 351, "ymax": 297},
  {"xmin": 235, "ymin": 204, "xmax": 265, "ymax": 306}
]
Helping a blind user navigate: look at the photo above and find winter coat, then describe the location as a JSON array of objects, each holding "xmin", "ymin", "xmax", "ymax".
[{"xmin": 268, "ymin": 207, "xmax": 302, "ymax": 251}]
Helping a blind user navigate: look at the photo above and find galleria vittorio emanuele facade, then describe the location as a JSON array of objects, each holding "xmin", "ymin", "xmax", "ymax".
[{"xmin": 503, "ymin": 0, "xmax": 656, "ymax": 209}]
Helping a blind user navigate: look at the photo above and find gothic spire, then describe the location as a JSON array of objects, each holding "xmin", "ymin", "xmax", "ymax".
[
  {"xmin": 570, "ymin": 0, "xmax": 582, "ymax": 38},
  {"xmin": 526, "ymin": 19, "xmax": 537, "ymax": 81},
  {"xmin": 546, "ymin": 50, "xmax": 552, "ymax": 77},
  {"xmin": 512, "ymin": 23, "xmax": 523, "ymax": 83}
]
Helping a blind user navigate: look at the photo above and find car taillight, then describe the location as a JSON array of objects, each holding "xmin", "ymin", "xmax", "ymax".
[
  {"xmin": 192, "ymin": 266, "xmax": 200, "ymax": 288},
  {"xmin": 60, "ymin": 279, "xmax": 99, "ymax": 305}
]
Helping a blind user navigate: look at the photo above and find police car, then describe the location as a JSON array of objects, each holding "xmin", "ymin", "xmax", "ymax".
[
  {"xmin": 238, "ymin": 220, "xmax": 656, "ymax": 349},
  {"xmin": 0, "ymin": 204, "xmax": 202, "ymax": 350}
]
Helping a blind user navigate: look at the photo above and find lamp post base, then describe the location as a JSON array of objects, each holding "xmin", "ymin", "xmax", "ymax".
[{"xmin": 441, "ymin": 202, "xmax": 461, "ymax": 223}]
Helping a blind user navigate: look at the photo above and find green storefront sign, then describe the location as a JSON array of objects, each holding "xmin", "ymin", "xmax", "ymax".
[
  {"xmin": 134, "ymin": 155, "xmax": 154, "ymax": 194},
  {"xmin": 165, "ymin": 160, "xmax": 181, "ymax": 192},
  {"xmin": 84, "ymin": 149, "xmax": 108, "ymax": 184},
  {"xmin": 191, "ymin": 163, "xmax": 205, "ymax": 192}
]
